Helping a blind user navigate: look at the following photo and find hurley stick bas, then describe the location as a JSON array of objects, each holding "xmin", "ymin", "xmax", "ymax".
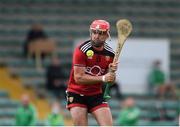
[{"xmin": 103, "ymin": 19, "xmax": 133, "ymax": 100}]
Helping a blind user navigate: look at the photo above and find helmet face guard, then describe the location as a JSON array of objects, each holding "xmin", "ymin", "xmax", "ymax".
[
  {"xmin": 90, "ymin": 20, "xmax": 111, "ymax": 47},
  {"xmin": 91, "ymin": 29, "xmax": 108, "ymax": 35}
]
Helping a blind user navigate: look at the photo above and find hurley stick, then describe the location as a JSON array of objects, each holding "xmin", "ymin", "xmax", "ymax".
[{"xmin": 103, "ymin": 19, "xmax": 133, "ymax": 100}]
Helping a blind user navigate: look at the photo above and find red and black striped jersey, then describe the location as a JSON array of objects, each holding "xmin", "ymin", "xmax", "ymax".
[{"xmin": 67, "ymin": 40, "xmax": 115, "ymax": 95}]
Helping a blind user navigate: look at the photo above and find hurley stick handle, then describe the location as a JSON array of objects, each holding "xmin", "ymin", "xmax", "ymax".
[{"xmin": 103, "ymin": 19, "xmax": 132, "ymax": 100}]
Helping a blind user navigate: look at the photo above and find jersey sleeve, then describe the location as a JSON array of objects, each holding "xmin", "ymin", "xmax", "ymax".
[{"xmin": 73, "ymin": 47, "xmax": 86, "ymax": 67}]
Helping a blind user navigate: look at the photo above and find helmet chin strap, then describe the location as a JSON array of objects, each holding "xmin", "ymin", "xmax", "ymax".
[
  {"xmin": 91, "ymin": 40, "xmax": 104, "ymax": 48},
  {"xmin": 89, "ymin": 29, "xmax": 110, "ymax": 48}
]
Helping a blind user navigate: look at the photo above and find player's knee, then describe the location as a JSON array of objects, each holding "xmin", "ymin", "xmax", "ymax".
[
  {"xmin": 99, "ymin": 120, "xmax": 113, "ymax": 126},
  {"xmin": 71, "ymin": 113, "xmax": 87, "ymax": 125},
  {"xmin": 106, "ymin": 118, "xmax": 113, "ymax": 126},
  {"xmin": 73, "ymin": 118, "xmax": 87, "ymax": 126}
]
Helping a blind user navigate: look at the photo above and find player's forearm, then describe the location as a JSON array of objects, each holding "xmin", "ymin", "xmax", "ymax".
[{"xmin": 74, "ymin": 74, "xmax": 103, "ymax": 85}]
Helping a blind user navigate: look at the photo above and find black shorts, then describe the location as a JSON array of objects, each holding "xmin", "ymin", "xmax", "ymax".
[{"xmin": 66, "ymin": 91, "xmax": 109, "ymax": 113}]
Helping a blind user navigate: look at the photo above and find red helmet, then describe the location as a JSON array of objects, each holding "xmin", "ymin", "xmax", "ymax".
[{"xmin": 90, "ymin": 20, "xmax": 110, "ymax": 31}]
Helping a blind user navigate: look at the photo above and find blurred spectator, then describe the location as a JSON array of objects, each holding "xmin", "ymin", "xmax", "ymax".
[
  {"xmin": 15, "ymin": 94, "xmax": 37, "ymax": 126},
  {"xmin": 116, "ymin": 97, "xmax": 140, "ymax": 126},
  {"xmin": 46, "ymin": 101, "xmax": 64, "ymax": 126},
  {"xmin": 177, "ymin": 107, "xmax": 180, "ymax": 124},
  {"xmin": 178, "ymin": 113, "xmax": 180, "ymax": 126},
  {"xmin": 151, "ymin": 102, "xmax": 177, "ymax": 121},
  {"xmin": 148, "ymin": 60, "xmax": 177, "ymax": 99},
  {"xmin": 23, "ymin": 23, "xmax": 47, "ymax": 58},
  {"xmin": 46, "ymin": 57, "xmax": 66, "ymax": 99},
  {"xmin": 102, "ymin": 82, "xmax": 122, "ymax": 98}
]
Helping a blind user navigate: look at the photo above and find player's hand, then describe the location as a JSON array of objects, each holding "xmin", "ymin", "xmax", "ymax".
[
  {"xmin": 109, "ymin": 62, "xmax": 118, "ymax": 72},
  {"xmin": 103, "ymin": 72, "xmax": 116, "ymax": 83}
]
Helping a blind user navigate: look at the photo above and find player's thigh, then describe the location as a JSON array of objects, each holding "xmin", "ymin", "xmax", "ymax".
[
  {"xmin": 92, "ymin": 107, "xmax": 113, "ymax": 126},
  {"xmin": 70, "ymin": 107, "xmax": 88, "ymax": 125}
]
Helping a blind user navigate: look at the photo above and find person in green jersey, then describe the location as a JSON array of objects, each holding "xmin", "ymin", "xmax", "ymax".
[
  {"xmin": 15, "ymin": 94, "xmax": 37, "ymax": 126},
  {"xmin": 148, "ymin": 60, "xmax": 176, "ymax": 99},
  {"xmin": 116, "ymin": 97, "xmax": 140, "ymax": 126},
  {"xmin": 47, "ymin": 101, "xmax": 64, "ymax": 126}
]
